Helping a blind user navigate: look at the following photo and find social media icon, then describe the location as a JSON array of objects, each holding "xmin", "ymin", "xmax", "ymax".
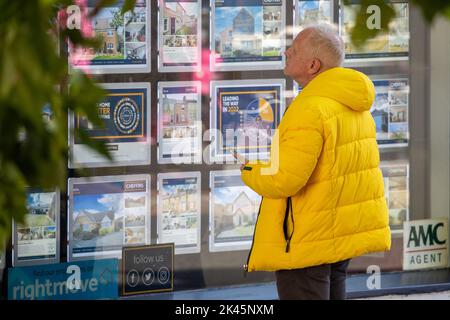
[
  {"xmin": 142, "ymin": 268, "xmax": 155, "ymax": 286},
  {"xmin": 158, "ymin": 267, "xmax": 170, "ymax": 284},
  {"xmin": 127, "ymin": 269, "xmax": 139, "ymax": 287}
]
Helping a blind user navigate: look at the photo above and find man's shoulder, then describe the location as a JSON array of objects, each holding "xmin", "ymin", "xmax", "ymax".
[
  {"xmin": 292, "ymin": 93, "xmax": 353, "ymax": 120},
  {"xmin": 289, "ymin": 94, "xmax": 338, "ymax": 116}
]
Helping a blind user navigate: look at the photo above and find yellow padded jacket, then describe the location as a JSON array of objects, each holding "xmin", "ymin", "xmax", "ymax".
[{"xmin": 241, "ymin": 67, "xmax": 391, "ymax": 272}]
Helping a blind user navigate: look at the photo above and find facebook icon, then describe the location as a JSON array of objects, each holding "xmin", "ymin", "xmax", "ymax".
[{"xmin": 126, "ymin": 270, "xmax": 139, "ymax": 288}]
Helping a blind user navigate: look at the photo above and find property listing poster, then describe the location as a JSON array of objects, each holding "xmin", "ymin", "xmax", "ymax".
[
  {"xmin": 157, "ymin": 172, "xmax": 201, "ymax": 254},
  {"xmin": 68, "ymin": 175, "xmax": 151, "ymax": 261},
  {"xmin": 209, "ymin": 171, "xmax": 261, "ymax": 252},
  {"xmin": 158, "ymin": 0, "xmax": 202, "ymax": 72},
  {"xmin": 157, "ymin": 82, "xmax": 202, "ymax": 164},
  {"xmin": 211, "ymin": 80, "xmax": 285, "ymax": 161},
  {"xmin": 211, "ymin": 0, "xmax": 286, "ymax": 71},
  {"xmin": 13, "ymin": 189, "xmax": 59, "ymax": 266},
  {"xmin": 370, "ymin": 79, "xmax": 409, "ymax": 147},
  {"xmin": 381, "ymin": 162, "xmax": 409, "ymax": 233},
  {"xmin": 69, "ymin": 0, "xmax": 150, "ymax": 74},
  {"xmin": 294, "ymin": 0, "xmax": 332, "ymax": 36},
  {"xmin": 340, "ymin": 0, "xmax": 409, "ymax": 61},
  {"xmin": 70, "ymin": 83, "xmax": 150, "ymax": 168}
]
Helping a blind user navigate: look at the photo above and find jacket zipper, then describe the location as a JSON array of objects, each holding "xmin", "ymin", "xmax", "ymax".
[
  {"xmin": 284, "ymin": 197, "xmax": 294, "ymax": 253},
  {"xmin": 243, "ymin": 197, "xmax": 263, "ymax": 277}
]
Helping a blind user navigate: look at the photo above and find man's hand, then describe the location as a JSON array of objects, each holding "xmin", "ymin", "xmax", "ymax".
[{"xmin": 233, "ymin": 151, "xmax": 248, "ymax": 170}]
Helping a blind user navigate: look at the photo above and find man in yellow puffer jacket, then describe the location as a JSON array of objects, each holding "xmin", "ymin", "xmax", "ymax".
[{"xmin": 239, "ymin": 24, "xmax": 391, "ymax": 300}]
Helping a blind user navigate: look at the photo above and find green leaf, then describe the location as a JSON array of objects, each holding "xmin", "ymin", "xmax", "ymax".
[
  {"xmin": 62, "ymin": 28, "xmax": 102, "ymax": 49},
  {"xmin": 121, "ymin": 0, "xmax": 136, "ymax": 15},
  {"xmin": 343, "ymin": 0, "xmax": 396, "ymax": 49}
]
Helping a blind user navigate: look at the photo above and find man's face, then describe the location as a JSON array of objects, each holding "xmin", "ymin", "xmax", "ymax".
[{"xmin": 283, "ymin": 31, "xmax": 314, "ymax": 87}]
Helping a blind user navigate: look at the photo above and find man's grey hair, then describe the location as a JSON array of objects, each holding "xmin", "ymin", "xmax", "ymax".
[{"xmin": 302, "ymin": 23, "xmax": 345, "ymax": 68}]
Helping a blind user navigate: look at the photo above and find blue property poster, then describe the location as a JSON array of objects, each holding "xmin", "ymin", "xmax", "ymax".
[
  {"xmin": 8, "ymin": 259, "xmax": 119, "ymax": 300},
  {"xmin": 211, "ymin": 0, "xmax": 285, "ymax": 70},
  {"xmin": 371, "ymin": 79, "xmax": 409, "ymax": 147},
  {"xmin": 75, "ymin": 88, "xmax": 147, "ymax": 143},
  {"xmin": 71, "ymin": 83, "xmax": 151, "ymax": 168},
  {"xmin": 214, "ymin": 82, "xmax": 283, "ymax": 158},
  {"xmin": 69, "ymin": 175, "xmax": 151, "ymax": 261}
]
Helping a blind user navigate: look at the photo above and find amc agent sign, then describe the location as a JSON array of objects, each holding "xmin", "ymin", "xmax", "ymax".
[
  {"xmin": 403, "ymin": 218, "xmax": 449, "ymax": 270},
  {"xmin": 70, "ymin": 83, "xmax": 151, "ymax": 168}
]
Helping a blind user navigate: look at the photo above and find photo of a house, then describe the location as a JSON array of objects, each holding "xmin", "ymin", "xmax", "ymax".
[
  {"xmin": 125, "ymin": 212, "xmax": 146, "ymax": 227},
  {"xmin": 389, "ymin": 208, "xmax": 407, "ymax": 229},
  {"xmin": 298, "ymin": 0, "xmax": 331, "ymax": 27},
  {"xmin": 388, "ymin": 3, "xmax": 409, "ymax": 52},
  {"xmin": 125, "ymin": 196, "xmax": 146, "ymax": 208},
  {"xmin": 71, "ymin": 2, "xmax": 148, "ymax": 65},
  {"xmin": 389, "ymin": 176, "xmax": 407, "ymax": 191},
  {"xmin": 73, "ymin": 210, "xmax": 121, "ymax": 235},
  {"xmin": 263, "ymin": 22, "xmax": 281, "ymax": 37},
  {"xmin": 212, "ymin": 184, "xmax": 260, "ymax": 241},
  {"xmin": 124, "ymin": 227, "xmax": 145, "ymax": 244},
  {"xmin": 389, "ymin": 106, "xmax": 407, "ymax": 123},
  {"xmin": 161, "ymin": 1, "xmax": 198, "ymax": 55},
  {"xmin": 90, "ymin": 9, "xmax": 125, "ymax": 60},
  {"xmin": 389, "ymin": 190, "xmax": 409, "ymax": 209},
  {"xmin": 43, "ymin": 226, "xmax": 56, "ymax": 239},
  {"xmin": 125, "ymin": 43, "xmax": 146, "ymax": 60},
  {"xmin": 342, "ymin": 5, "xmax": 389, "ymax": 54},
  {"xmin": 383, "ymin": 164, "xmax": 409, "ymax": 231},
  {"xmin": 161, "ymin": 90, "xmax": 199, "ymax": 159},
  {"xmin": 215, "ymin": 6, "xmax": 263, "ymax": 57},
  {"xmin": 125, "ymin": 24, "xmax": 146, "ymax": 42},
  {"xmin": 26, "ymin": 192, "xmax": 57, "ymax": 222},
  {"xmin": 263, "ymin": 5, "xmax": 282, "ymax": 21},
  {"xmin": 371, "ymin": 81, "xmax": 409, "ymax": 144},
  {"xmin": 343, "ymin": 3, "xmax": 408, "ymax": 55},
  {"xmin": 124, "ymin": 5, "xmax": 147, "ymax": 24},
  {"xmin": 161, "ymin": 181, "xmax": 199, "ymax": 232},
  {"xmin": 389, "ymin": 122, "xmax": 408, "ymax": 140},
  {"xmin": 389, "ymin": 90, "xmax": 408, "ymax": 106},
  {"xmin": 17, "ymin": 228, "xmax": 31, "ymax": 241},
  {"xmin": 162, "ymin": 93, "xmax": 198, "ymax": 127},
  {"xmin": 371, "ymin": 91, "xmax": 390, "ymax": 138},
  {"xmin": 163, "ymin": 2, "xmax": 198, "ymax": 36},
  {"xmin": 19, "ymin": 191, "xmax": 57, "ymax": 243},
  {"xmin": 72, "ymin": 193, "xmax": 127, "ymax": 249}
]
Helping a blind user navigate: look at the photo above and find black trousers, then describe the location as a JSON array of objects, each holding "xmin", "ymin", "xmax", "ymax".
[{"xmin": 275, "ymin": 259, "xmax": 351, "ymax": 300}]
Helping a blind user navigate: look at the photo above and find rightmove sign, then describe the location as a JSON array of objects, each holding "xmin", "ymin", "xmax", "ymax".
[
  {"xmin": 8, "ymin": 259, "xmax": 118, "ymax": 300},
  {"xmin": 403, "ymin": 218, "xmax": 449, "ymax": 270}
]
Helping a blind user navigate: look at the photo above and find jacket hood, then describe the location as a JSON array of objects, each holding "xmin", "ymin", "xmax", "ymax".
[{"xmin": 300, "ymin": 67, "xmax": 375, "ymax": 112}]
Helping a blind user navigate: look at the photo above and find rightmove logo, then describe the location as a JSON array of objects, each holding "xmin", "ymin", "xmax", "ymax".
[
  {"xmin": 12, "ymin": 276, "xmax": 98, "ymax": 300},
  {"xmin": 8, "ymin": 259, "xmax": 118, "ymax": 300}
]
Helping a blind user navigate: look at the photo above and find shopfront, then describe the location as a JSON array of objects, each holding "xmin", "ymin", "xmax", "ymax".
[{"xmin": 1, "ymin": 0, "xmax": 450, "ymax": 300}]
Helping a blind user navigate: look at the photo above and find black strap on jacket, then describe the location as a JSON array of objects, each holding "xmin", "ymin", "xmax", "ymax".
[{"xmin": 283, "ymin": 197, "xmax": 294, "ymax": 253}]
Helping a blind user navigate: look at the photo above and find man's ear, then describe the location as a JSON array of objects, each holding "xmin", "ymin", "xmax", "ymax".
[{"xmin": 308, "ymin": 58, "xmax": 322, "ymax": 74}]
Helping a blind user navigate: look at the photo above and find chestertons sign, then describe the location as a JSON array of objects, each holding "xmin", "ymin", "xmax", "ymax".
[{"xmin": 403, "ymin": 218, "xmax": 449, "ymax": 270}]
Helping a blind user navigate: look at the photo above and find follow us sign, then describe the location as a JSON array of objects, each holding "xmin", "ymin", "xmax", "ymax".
[{"xmin": 8, "ymin": 259, "xmax": 118, "ymax": 300}]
